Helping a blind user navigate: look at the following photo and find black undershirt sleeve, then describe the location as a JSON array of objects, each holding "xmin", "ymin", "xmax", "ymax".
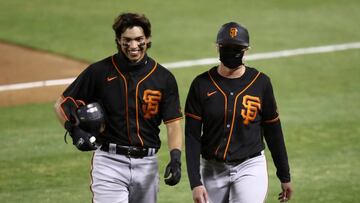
[
  {"xmin": 184, "ymin": 78, "xmax": 203, "ymax": 189},
  {"xmin": 185, "ymin": 116, "xmax": 203, "ymax": 189},
  {"xmin": 263, "ymin": 121, "xmax": 291, "ymax": 183},
  {"xmin": 261, "ymin": 76, "xmax": 291, "ymax": 183}
]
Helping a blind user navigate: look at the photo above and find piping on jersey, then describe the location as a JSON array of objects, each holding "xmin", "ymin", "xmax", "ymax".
[
  {"xmin": 185, "ymin": 113, "xmax": 202, "ymax": 121},
  {"xmin": 135, "ymin": 62, "xmax": 158, "ymax": 147},
  {"xmin": 164, "ymin": 117, "xmax": 183, "ymax": 124},
  {"xmin": 208, "ymin": 72, "xmax": 228, "ymax": 127},
  {"xmin": 111, "ymin": 55, "xmax": 132, "ymax": 145},
  {"xmin": 59, "ymin": 96, "xmax": 84, "ymax": 121},
  {"xmin": 208, "ymin": 71, "xmax": 261, "ymax": 161},
  {"xmin": 208, "ymin": 71, "xmax": 228, "ymax": 157},
  {"xmin": 264, "ymin": 115, "xmax": 279, "ymax": 124},
  {"xmin": 59, "ymin": 96, "xmax": 79, "ymax": 121}
]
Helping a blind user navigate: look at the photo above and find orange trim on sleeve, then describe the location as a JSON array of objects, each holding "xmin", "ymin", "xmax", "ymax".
[
  {"xmin": 223, "ymin": 72, "xmax": 261, "ymax": 160},
  {"xmin": 164, "ymin": 116, "xmax": 183, "ymax": 124},
  {"xmin": 60, "ymin": 96, "xmax": 79, "ymax": 121},
  {"xmin": 76, "ymin": 100, "xmax": 86, "ymax": 106},
  {"xmin": 264, "ymin": 115, "xmax": 280, "ymax": 124},
  {"xmin": 185, "ymin": 113, "xmax": 202, "ymax": 121}
]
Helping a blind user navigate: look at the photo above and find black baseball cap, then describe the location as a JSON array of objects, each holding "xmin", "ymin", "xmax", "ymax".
[{"xmin": 216, "ymin": 22, "xmax": 249, "ymax": 47}]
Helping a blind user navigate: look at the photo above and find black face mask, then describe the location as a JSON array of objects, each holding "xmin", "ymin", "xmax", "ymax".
[{"xmin": 219, "ymin": 46, "xmax": 245, "ymax": 69}]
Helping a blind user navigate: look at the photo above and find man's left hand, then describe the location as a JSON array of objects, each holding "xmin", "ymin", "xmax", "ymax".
[
  {"xmin": 164, "ymin": 149, "xmax": 181, "ymax": 186},
  {"xmin": 278, "ymin": 182, "xmax": 293, "ymax": 202}
]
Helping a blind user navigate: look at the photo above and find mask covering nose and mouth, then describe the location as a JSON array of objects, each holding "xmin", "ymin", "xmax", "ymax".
[{"xmin": 219, "ymin": 46, "xmax": 245, "ymax": 69}]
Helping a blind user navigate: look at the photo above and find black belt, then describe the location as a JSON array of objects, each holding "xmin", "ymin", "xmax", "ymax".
[
  {"xmin": 211, "ymin": 151, "xmax": 262, "ymax": 164},
  {"xmin": 100, "ymin": 144, "xmax": 158, "ymax": 158}
]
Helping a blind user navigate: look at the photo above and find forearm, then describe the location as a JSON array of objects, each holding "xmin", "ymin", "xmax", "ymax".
[
  {"xmin": 166, "ymin": 120, "xmax": 183, "ymax": 151},
  {"xmin": 54, "ymin": 96, "xmax": 67, "ymax": 126}
]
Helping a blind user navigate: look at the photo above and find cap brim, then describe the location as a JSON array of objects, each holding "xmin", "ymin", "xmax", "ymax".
[{"xmin": 217, "ymin": 39, "xmax": 249, "ymax": 47}]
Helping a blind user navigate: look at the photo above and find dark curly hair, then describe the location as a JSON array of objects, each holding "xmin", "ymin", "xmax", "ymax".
[{"xmin": 112, "ymin": 12, "xmax": 152, "ymax": 50}]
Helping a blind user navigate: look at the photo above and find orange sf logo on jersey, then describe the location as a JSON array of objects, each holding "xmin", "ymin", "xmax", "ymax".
[
  {"xmin": 142, "ymin": 89, "xmax": 162, "ymax": 119},
  {"xmin": 241, "ymin": 95, "xmax": 261, "ymax": 125}
]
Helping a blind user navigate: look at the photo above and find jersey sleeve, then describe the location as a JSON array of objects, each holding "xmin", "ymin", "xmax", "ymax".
[
  {"xmin": 261, "ymin": 77, "xmax": 279, "ymax": 123},
  {"xmin": 184, "ymin": 78, "xmax": 202, "ymax": 121},
  {"xmin": 161, "ymin": 73, "xmax": 183, "ymax": 123},
  {"xmin": 62, "ymin": 65, "xmax": 96, "ymax": 103},
  {"xmin": 261, "ymin": 77, "xmax": 291, "ymax": 183},
  {"xmin": 185, "ymin": 77, "xmax": 203, "ymax": 189}
]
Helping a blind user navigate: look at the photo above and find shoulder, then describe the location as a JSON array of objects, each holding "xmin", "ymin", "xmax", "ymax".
[
  {"xmin": 193, "ymin": 66, "xmax": 217, "ymax": 83},
  {"xmin": 154, "ymin": 62, "xmax": 174, "ymax": 77},
  {"xmin": 246, "ymin": 66, "xmax": 271, "ymax": 83},
  {"xmin": 84, "ymin": 55, "xmax": 113, "ymax": 74}
]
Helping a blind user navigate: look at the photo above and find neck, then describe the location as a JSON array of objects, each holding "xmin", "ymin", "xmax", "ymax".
[
  {"xmin": 217, "ymin": 64, "xmax": 245, "ymax": 79},
  {"xmin": 118, "ymin": 52, "xmax": 148, "ymax": 72}
]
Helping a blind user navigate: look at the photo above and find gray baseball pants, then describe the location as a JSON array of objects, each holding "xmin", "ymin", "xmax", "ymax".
[
  {"xmin": 201, "ymin": 152, "xmax": 268, "ymax": 203},
  {"xmin": 91, "ymin": 149, "xmax": 159, "ymax": 203}
]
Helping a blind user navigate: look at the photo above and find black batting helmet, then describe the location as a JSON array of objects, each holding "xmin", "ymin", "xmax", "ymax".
[{"xmin": 76, "ymin": 102, "xmax": 105, "ymax": 134}]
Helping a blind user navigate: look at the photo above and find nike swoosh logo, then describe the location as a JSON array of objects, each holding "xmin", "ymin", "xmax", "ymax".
[
  {"xmin": 107, "ymin": 76, "xmax": 118, "ymax": 82},
  {"xmin": 207, "ymin": 91, "xmax": 217, "ymax": 97}
]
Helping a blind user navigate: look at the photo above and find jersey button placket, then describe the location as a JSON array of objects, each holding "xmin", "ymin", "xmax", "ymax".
[{"xmin": 224, "ymin": 92, "xmax": 236, "ymax": 159}]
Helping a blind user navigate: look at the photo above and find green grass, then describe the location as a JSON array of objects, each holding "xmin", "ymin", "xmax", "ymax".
[
  {"xmin": 0, "ymin": 0, "xmax": 359, "ymax": 62},
  {"xmin": 1, "ymin": 0, "xmax": 360, "ymax": 202},
  {"xmin": 1, "ymin": 50, "xmax": 359, "ymax": 203}
]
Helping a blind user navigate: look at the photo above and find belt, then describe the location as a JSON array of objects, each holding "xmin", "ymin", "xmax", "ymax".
[
  {"xmin": 100, "ymin": 143, "xmax": 158, "ymax": 158},
  {"xmin": 213, "ymin": 151, "xmax": 262, "ymax": 164}
]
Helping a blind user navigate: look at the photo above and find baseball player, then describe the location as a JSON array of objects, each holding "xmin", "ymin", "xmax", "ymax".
[
  {"xmin": 185, "ymin": 22, "xmax": 293, "ymax": 203},
  {"xmin": 54, "ymin": 12, "xmax": 183, "ymax": 203}
]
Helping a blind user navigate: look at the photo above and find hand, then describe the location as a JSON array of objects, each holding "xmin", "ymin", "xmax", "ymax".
[
  {"xmin": 70, "ymin": 126, "xmax": 98, "ymax": 151},
  {"xmin": 164, "ymin": 149, "xmax": 181, "ymax": 186},
  {"xmin": 192, "ymin": 185, "xmax": 209, "ymax": 203},
  {"xmin": 278, "ymin": 182, "xmax": 293, "ymax": 202}
]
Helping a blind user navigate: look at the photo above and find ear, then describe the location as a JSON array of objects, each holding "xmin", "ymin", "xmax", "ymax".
[
  {"xmin": 216, "ymin": 43, "xmax": 220, "ymax": 53},
  {"xmin": 116, "ymin": 38, "xmax": 121, "ymax": 45},
  {"xmin": 243, "ymin": 46, "xmax": 250, "ymax": 51}
]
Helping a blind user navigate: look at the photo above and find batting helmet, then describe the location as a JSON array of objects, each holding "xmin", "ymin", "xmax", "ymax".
[
  {"xmin": 76, "ymin": 102, "xmax": 105, "ymax": 134},
  {"xmin": 216, "ymin": 22, "xmax": 249, "ymax": 47}
]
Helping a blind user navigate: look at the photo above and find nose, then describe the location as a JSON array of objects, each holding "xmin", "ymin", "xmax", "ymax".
[{"xmin": 129, "ymin": 40, "xmax": 138, "ymax": 49}]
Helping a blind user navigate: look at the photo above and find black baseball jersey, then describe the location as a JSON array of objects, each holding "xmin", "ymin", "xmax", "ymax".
[
  {"xmin": 185, "ymin": 66, "xmax": 290, "ymax": 188},
  {"xmin": 62, "ymin": 53, "xmax": 182, "ymax": 149}
]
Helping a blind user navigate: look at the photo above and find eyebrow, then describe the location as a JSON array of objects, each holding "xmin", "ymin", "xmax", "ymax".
[{"xmin": 121, "ymin": 36, "xmax": 145, "ymax": 41}]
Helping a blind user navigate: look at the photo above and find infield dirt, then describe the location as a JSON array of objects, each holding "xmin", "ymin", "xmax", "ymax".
[{"xmin": 0, "ymin": 41, "xmax": 89, "ymax": 107}]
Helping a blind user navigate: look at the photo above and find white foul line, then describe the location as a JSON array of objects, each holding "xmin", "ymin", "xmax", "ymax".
[{"xmin": 1, "ymin": 42, "xmax": 360, "ymax": 92}]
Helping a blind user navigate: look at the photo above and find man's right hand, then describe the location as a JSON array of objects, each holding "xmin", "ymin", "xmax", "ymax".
[
  {"xmin": 65, "ymin": 121, "xmax": 97, "ymax": 151},
  {"xmin": 192, "ymin": 185, "xmax": 209, "ymax": 203},
  {"xmin": 71, "ymin": 127, "xmax": 97, "ymax": 151}
]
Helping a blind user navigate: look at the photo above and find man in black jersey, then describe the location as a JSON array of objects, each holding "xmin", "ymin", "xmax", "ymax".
[
  {"xmin": 185, "ymin": 22, "xmax": 293, "ymax": 203},
  {"xmin": 54, "ymin": 13, "xmax": 183, "ymax": 203}
]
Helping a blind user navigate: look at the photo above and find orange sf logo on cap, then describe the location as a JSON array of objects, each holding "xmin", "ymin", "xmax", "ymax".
[{"xmin": 230, "ymin": 27, "xmax": 238, "ymax": 38}]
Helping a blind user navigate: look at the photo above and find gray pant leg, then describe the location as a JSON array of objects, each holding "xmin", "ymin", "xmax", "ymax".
[
  {"xmin": 229, "ymin": 154, "xmax": 268, "ymax": 203},
  {"xmin": 129, "ymin": 155, "xmax": 159, "ymax": 203},
  {"xmin": 201, "ymin": 159, "xmax": 230, "ymax": 203},
  {"xmin": 91, "ymin": 150, "xmax": 131, "ymax": 203},
  {"xmin": 91, "ymin": 150, "xmax": 159, "ymax": 203},
  {"xmin": 201, "ymin": 153, "xmax": 268, "ymax": 203}
]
